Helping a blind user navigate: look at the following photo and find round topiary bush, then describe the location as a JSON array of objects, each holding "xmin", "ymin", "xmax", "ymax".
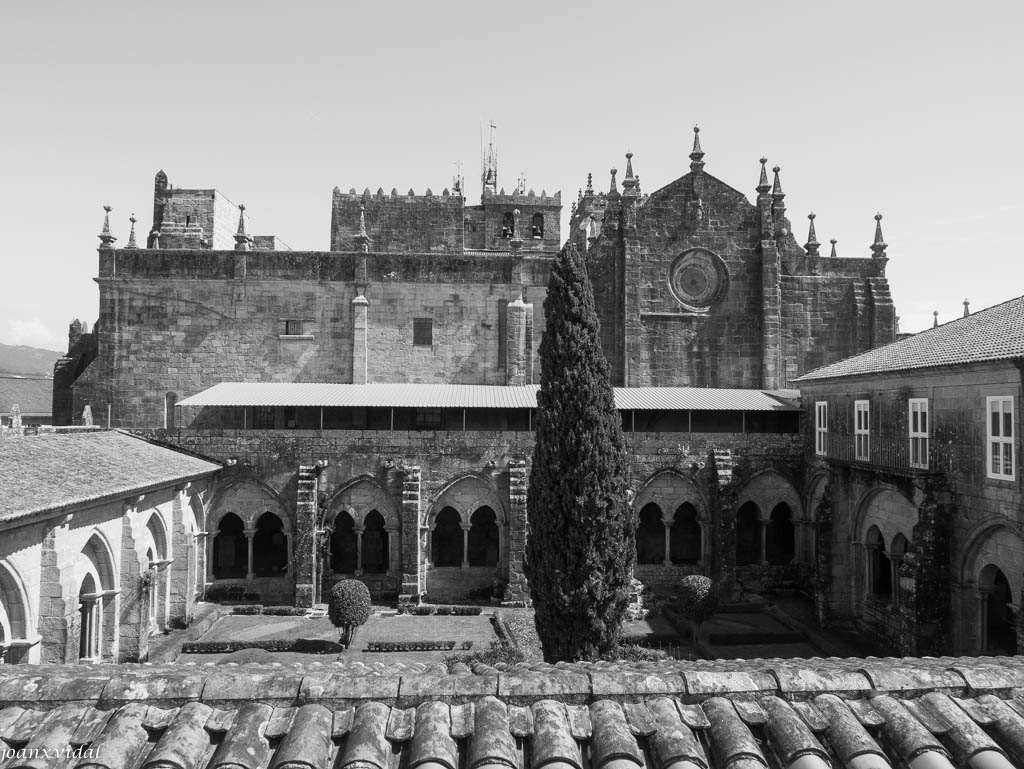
[
  {"xmin": 677, "ymin": 575, "xmax": 719, "ymax": 643},
  {"xmin": 328, "ymin": 580, "xmax": 371, "ymax": 646}
]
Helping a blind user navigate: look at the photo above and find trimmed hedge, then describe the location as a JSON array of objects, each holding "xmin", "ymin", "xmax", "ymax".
[
  {"xmin": 231, "ymin": 606, "xmax": 263, "ymax": 615},
  {"xmin": 181, "ymin": 638, "xmax": 343, "ymax": 654},
  {"xmin": 262, "ymin": 606, "xmax": 307, "ymax": 616},
  {"xmin": 402, "ymin": 605, "xmax": 483, "ymax": 616},
  {"xmin": 365, "ymin": 640, "xmax": 471, "ymax": 652}
]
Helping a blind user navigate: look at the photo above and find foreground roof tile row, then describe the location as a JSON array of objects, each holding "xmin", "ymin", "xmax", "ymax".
[{"xmin": 2, "ymin": 656, "xmax": 1023, "ymax": 769}]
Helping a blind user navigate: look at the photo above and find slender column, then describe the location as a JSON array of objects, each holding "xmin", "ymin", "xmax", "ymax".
[
  {"xmin": 355, "ymin": 527, "xmax": 364, "ymax": 575},
  {"xmin": 244, "ymin": 529, "xmax": 256, "ymax": 580},
  {"xmin": 195, "ymin": 532, "xmax": 209, "ymax": 596},
  {"xmin": 461, "ymin": 523, "xmax": 471, "ymax": 568},
  {"xmin": 284, "ymin": 530, "xmax": 293, "ymax": 577},
  {"xmin": 425, "ymin": 527, "xmax": 433, "ymax": 568},
  {"xmin": 698, "ymin": 521, "xmax": 709, "ymax": 567},
  {"xmin": 204, "ymin": 533, "xmax": 214, "ymax": 582},
  {"xmin": 977, "ymin": 589, "xmax": 990, "ymax": 653},
  {"xmin": 661, "ymin": 516, "xmax": 673, "ymax": 566},
  {"xmin": 759, "ymin": 521, "xmax": 768, "ymax": 565},
  {"xmin": 891, "ymin": 554, "xmax": 902, "ymax": 608},
  {"xmin": 386, "ymin": 528, "xmax": 398, "ymax": 573}
]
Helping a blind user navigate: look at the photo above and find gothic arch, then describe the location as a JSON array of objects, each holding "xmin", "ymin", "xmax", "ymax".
[
  {"xmin": 735, "ymin": 470, "xmax": 803, "ymax": 522},
  {"xmin": 960, "ymin": 522, "xmax": 1024, "ymax": 602},
  {"xmin": 633, "ymin": 469, "xmax": 707, "ymax": 521},
  {"xmin": 805, "ymin": 471, "xmax": 831, "ymax": 524},
  {"xmin": 328, "ymin": 477, "xmax": 399, "ymax": 529},
  {"xmin": 77, "ymin": 531, "xmax": 117, "ymax": 661},
  {"xmin": 428, "ymin": 475, "xmax": 506, "ymax": 526},
  {"xmin": 853, "ymin": 487, "xmax": 918, "ymax": 547},
  {"xmin": 209, "ymin": 478, "xmax": 290, "ymax": 531},
  {"xmin": 0, "ymin": 560, "xmax": 30, "ymax": 643}
]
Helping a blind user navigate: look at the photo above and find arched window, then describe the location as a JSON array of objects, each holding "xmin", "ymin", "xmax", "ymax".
[
  {"xmin": 467, "ymin": 506, "xmax": 499, "ymax": 567},
  {"xmin": 670, "ymin": 503, "xmax": 701, "ymax": 564},
  {"xmin": 866, "ymin": 526, "xmax": 892, "ymax": 600},
  {"xmin": 982, "ymin": 565, "xmax": 1017, "ymax": 655},
  {"xmin": 81, "ymin": 533, "xmax": 116, "ymax": 661},
  {"xmin": 636, "ymin": 503, "xmax": 665, "ymax": 565},
  {"xmin": 361, "ymin": 511, "xmax": 389, "ymax": 574},
  {"xmin": 331, "ymin": 512, "xmax": 358, "ymax": 574},
  {"xmin": 502, "ymin": 212, "xmax": 514, "ymax": 239},
  {"xmin": 736, "ymin": 502, "xmax": 761, "ymax": 565},
  {"xmin": 766, "ymin": 503, "xmax": 795, "ymax": 565},
  {"xmin": 252, "ymin": 512, "xmax": 287, "ymax": 576},
  {"xmin": 79, "ymin": 574, "xmax": 99, "ymax": 661},
  {"xmin": 0, "ymin": 564, "xmax": 28, "ymax": 664},
  {"xmin": 432, "ymin": 507, "xmax": 463, "ymax": 567},
  {"xmin": 212, "ymin": 513, "xmax": 247, "ymax": 579},
  {"xmin": 531, "ymin": 213, "xmax": 544, "ymax": 238}
]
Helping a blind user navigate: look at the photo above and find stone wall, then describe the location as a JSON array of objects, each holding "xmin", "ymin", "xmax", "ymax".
[
  {"xmin": 71, "ymin": 249, "xmax": 552, "ymax": 427},
  {"xmin": 148, "ymin": 427, "xmax": 804, "ymax": 603},
  {"xmin": 331, "ymin": 189, "xmax": 466, "ymax": 253},
  {"xmin": 801, "ymin": 361, "xmax": 1024, "ymax": 654}
]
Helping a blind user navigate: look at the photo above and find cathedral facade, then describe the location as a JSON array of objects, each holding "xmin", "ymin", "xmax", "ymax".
[{"xmin": 51, "ymin": 131, "xmax": 899, "ymax": 630}]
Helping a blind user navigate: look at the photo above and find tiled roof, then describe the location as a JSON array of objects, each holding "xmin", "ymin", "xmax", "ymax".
[
  {"xmin": 794, "ymin": 294, "xmax": 1024, "ymax": 381},
  {"xmin": 0, "ymin": 376, "xmax": 52, "ymax": 416},
  {"xmin": 178, "ymin": 383, "xmax": 799, "ymax": 412},
  {"xmin": 1, "ymin": 656, "xmax": 1023, "ymax": 769},
  {"xmin": 0, "ymin": 430, "xmax": 220, "ymax": 522}
]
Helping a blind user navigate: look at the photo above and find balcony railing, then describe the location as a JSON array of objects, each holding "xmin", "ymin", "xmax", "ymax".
[{"xmin": 816, "ymin": 430, "xmax": 934, "ymax": 473}]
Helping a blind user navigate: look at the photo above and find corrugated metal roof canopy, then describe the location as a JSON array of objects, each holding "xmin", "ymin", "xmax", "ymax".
[{"xmin": 178, "ymin": 383, "xmax": 799, "ymax": 411}]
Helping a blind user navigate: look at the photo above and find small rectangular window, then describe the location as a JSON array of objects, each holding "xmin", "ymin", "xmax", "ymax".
[
  {"xmin": 909, "ymin": 398, "xmax": 929, "ymax": 469},
  {"xmin": 815, "ymin": 402, "xmax": 828, "ymax": 456},
  {"xmin": 987, "ymin": 396, "xmax": 1015, "ymax": 480},
  {"xmin": 854, "ymin": 400, "xmax": 870, "ymax": 461},
  {"xmin": 414, "ymin": 408, "xmax": 442, "ymax": 430},
  {"xmin": 413, "ymin": 318, "xmax": 432, "ymax": 347},
  {"xmin": 284, "ymin": 319, "xmax": 304, "ymax": 336}
]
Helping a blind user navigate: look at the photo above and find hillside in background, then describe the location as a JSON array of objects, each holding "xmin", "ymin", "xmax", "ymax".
[{"xmin": 0, "ymin": 343, "xmax": 61, "ymax": 377}]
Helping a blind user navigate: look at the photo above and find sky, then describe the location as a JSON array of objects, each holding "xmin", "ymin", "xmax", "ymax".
[{"xmin": 1, "ymin": 1, "xmax": 1021, "ymax": 352}]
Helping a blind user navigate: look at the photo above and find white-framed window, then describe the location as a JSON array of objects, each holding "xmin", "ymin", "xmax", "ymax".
[
  {"xmin": 815, "ymin": 402, "xmax": 828, "ymax": 456},
  {"xmin": 909, "ymin": 398, "xmax": 929, "ymax": 469},
  {"xmin": 854, "ymin": 400, "xmax": 870, "ymax": 461},
  {"xmin": 987, "ymin": 396, "xmax": 1015, "ymax": 480}
]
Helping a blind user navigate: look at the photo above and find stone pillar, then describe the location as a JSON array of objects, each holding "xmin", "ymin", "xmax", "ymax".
[
  {"xmin": 504, "ymin": 461, "xmax": 530, "ymax": 604},
  {"xmin": 661, "ymin": 516, "xmax": 673, "ymax": 566},
  {"xmin": 399, "ymin": 465, "xmax": 422, "ymax": 604},
  {"xmin": 37, "ymin": 525, "xmax": 67, "ymax": 663},
  {"xmin": 117, "ymin": 509, "xmax": 143, "ymax": 662},
  {"xmin": 461, "ymin": 524, "xmax": 471, "ymax": 568},
  {"xmin": 698, "ymin": 520, "xmax": 710, "ymax": 568},
  {"xmin": 204, "ymin": 533, "xmax": 214, "ymax": 583},
  {"xmin": 352, "ymin": 294, "xmax": 369, "ymax": 384},
  {"xmin": 195, "ymin": 532, "xmax": 208, "ymax": 596},
  {"xmin": 505, "ymin": 298, "xmax": 534, "ymax": 385},
  {"xmin": 244, "ymin": 529, "xmax": 256, "ymax": 580},
  {"xmin": 976, "ymin": 589, "xmax": 989, "ymax": 654},
  {"xmin": 355, "ymin": 527, "xmax": 364, "ymax": 575},
  {"xmin": 294, "ymin": 465, "xmax": 319, "ymax": 608}
]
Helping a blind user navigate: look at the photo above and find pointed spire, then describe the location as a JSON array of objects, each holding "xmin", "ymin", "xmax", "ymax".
[
  {"xmin": 585, "ymin": 172, "xmax": 594, "ymax": 195},
  {"xmin": 98, "ymin": 205, "xmax": 117, "ymax": 249},
  {"xmin": 609, "ymin": 167, "xmax": 618, "ymax": 196},
  {"xmin": 804, "ymin": 213, "xmax": 820, "ymax": 256},
  {"xmin": 964, "ymin": 299, "xmax": 971, "ymax": 317},
  {"xmin": 234, "ymin": 204, "xmax": 251, "ymax": 251},
  {"xmin": 510, "ymin": 209, "xmax": 523, "ymax": 252},
  {"xmin": 756, "ymin": 158, "xmax": 771, "ymax": 194},
  {"xmin": 829, "ymin": 238, "xmax": 837, "ymax": 257},
  {"xmin": 578, "ymin": 188, "xmax": 583, "ymax": 207},
  {"xmin": 622, "ymin": 152, "xmax": 639, "ymax": 197},
  {"xmin": 353, "ymin": 205, "xmax": 370, "ymax": 253},
  {"xmin": 771, "ymin": 166, "xmax": 785, "ymax": 200},
  {"xmin": 933, "ymin": 311, "xmax": 939, "ymax": 328},
  {"xmin": 870, "ymin": 213, "xmax": 888, "ymax": 257},
  {"xmin": 689, "ymin": 126, "xmax": 705, "ymax": 172},
  {"xmin": 125, "ymin": 213, "xmax": 138, "ymax": 249}
]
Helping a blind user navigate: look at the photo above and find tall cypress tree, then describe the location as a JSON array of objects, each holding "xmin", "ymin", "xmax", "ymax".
[{"xmin": 526, "ymin": 242, "xmax": 633, "ymax": 661}]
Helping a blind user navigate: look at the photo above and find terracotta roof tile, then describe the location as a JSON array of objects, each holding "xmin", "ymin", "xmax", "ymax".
[
  {"xmin": 0, "ymin": 429, "xmax": 220, "ymax": 522},
  {"xmin": 7, "ymin": 659, "xmax": 1024, "ymax": 769},
  {"xmin": 794, "ymin": 294, "xmax": 1024, "ymax": 381}
]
